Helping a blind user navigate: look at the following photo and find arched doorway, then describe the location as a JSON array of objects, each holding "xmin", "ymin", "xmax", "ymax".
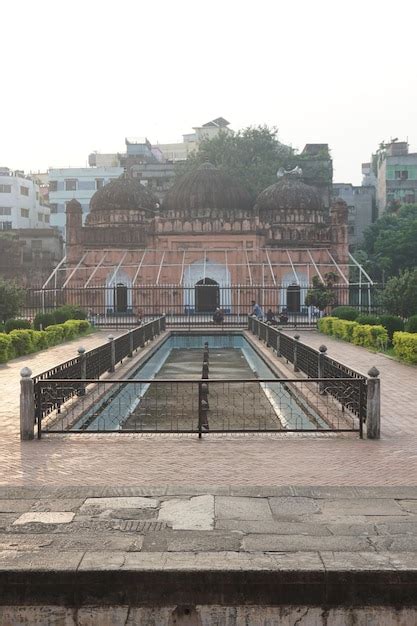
[
  {"xmin": 114, "ymin": 283, "xmax": 128, "ymax": 313},
  {"xmin": 286, "ymin": 284, "xmax": 301, "ymax": 313},
  {"xmin": 195, "ymin": 278, "xmax": 220, "ymax": 313}
]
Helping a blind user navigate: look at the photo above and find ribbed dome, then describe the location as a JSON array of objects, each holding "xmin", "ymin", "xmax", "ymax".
[
  {"xmin": 256, "ymin": 177, "xmax": 321, "ymax": 212},
  {"xmin": 89, "ymin": 175, "xmax": 158, "ymax": 213},
  {"xmin": 162, "ymin": 163, "xmax": 253, "ymax": 212}
]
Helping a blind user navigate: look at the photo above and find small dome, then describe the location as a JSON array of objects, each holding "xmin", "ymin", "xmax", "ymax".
[
  {"xmin": 256, "ymin": 177, "xmax": 321, "ymax": 212},
  {"xmin": 162, "ymin": 162, "xmax": 253, "ymax": 212},
  {"xmin": 66, "ymin": 198, "xmax": 82, "ymax": 213},
  {"xmin": 89, "ymin": 175, "xmax": 158, "ymax": 213}
]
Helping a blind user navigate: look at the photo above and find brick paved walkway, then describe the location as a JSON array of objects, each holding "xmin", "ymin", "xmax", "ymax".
[{"xmin": 0, "ymin": 330, "xmax": 416, "ymax": 486}]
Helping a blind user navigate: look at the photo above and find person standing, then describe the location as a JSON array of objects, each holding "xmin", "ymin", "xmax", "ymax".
[{"xmin": 251, "ymin": 300, "xmax": 264, "ymax": 318}]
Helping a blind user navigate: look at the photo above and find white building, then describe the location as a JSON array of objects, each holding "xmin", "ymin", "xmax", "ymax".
[
  {"xmin": 48, "ymin": 166, "xmax": 124, "ymax": 230},
  {"xmin": 0, "ymin": 168, "xmax": 50, "ymax": 231}
]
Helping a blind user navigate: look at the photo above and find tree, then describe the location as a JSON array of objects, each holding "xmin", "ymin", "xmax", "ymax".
[
  {"xmin": 0, "ymin": 278, "xmax": 25, "ymax": 323},
  {"xmin": 175, "ymin": 125, "xmax": 295, "ymax": 198},
  {"xmin": 380, "ymin": 270, "xmax": 417, "ymax": 318},
  {"xmin": 305, "ymin": 274, "xmax": 338, "ymax": 311},
  {"xmin": 357, "ymin": 204, "xmax": 417, "ymax": 280}
]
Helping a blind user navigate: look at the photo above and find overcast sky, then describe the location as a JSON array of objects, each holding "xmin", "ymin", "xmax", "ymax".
[{"xmin": 2, "ymin": 0, "xmax": 416, "ymax": 184}]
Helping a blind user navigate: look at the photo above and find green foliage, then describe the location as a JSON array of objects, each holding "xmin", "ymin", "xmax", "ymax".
[
  {"xmin": 331, "ymin": 306, "xmax": 359, "ymax": 321},
  {"xmin": 0, "ymin": 320, "xmax": 91, "ymax": 362},
  {"xmin": 318, "ymin": 316, "xmax": 387, "ymax": 349},
  {"xmin": 356, "ymin": 314, "xmax": 381, "ymax": 326},
  {"xmin": 175, "ymin": 126, "xmax": 294, "ymax": 198},
  {"xmin": 4, "ymin": 318, "xmax": 31, "ymax": 333},
  {"xmin": 0, "ymin": 278, "xmax": 25, "ymax": 323},
  {"xmin": 33, "ymin": 306, "xmax": 87, "ymax": 330},
  {"xmin": 305, "ymin": 275, "xmax": 337, "ymax": 311},
  {"xmin": 380, "ymin": 270, "xmax": 417, "ymax": 318},
  {"xmin": 0, "ymin": 334, "xmax": 13, "ymax": 363},
  {"xmin": 379, "ymin": 315, "xmax": 404, "ymax": 341},
  {"xmin": 356, "ymin": 204, "xmax": 417, "ymax": 279},
  {"xmin": 393, "ymin": 332, "xmax": 417, "ymax": 364},
  {"xmin": 405, "ymin": 315, "xmax": 417, "ymax": 333}
]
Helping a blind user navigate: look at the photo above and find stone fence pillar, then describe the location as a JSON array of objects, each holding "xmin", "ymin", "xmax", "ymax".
[
  {"xmin": 20, "ymin": 367, "xmax": 34, "ymax": 441},
  {"xmin": 293, "ymin": 334, "xmax": 300, "ymax": 372},
  {"xmin": 318, "ymin": 344, "xmax": 327, "ymax": 395},
  {"xmin": 367, "ymin": 366, "xmax": 381, "ymax": 440},
  {"xmin": 108, "ymin": 335, "xmax": 115, "ymax": 373},
  {"xmin": 78, "ymin": 346, "xmax": 86, "ymax": 396}
]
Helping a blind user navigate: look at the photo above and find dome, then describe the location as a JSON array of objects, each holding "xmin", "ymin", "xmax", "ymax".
[
  {"xmin": 89, "ymin": 175, "xmax": 158, "ymax": 214},
  {"xmin": 162, "ymin": 162, "xmax": 253, "ymax": 212},
  {"xmin": 256, "ymin": 176, "xmax": 321, "ymax": 212}
]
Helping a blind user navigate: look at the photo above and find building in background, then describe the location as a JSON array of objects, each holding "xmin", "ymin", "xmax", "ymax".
[
  {"xmin": 373, "ymin": 140, "xmax": 417, "ymax": 215},
  {"xmin": 48, "ymin": 166, "xmax": 124, "ymax": 230},
  {"xmin": 0, "ymin": 168, "xmax": 50, "ymax": 231},
  {"xmin": 332, "ymin": 183, "xmax": 375, "ymax": 246}
]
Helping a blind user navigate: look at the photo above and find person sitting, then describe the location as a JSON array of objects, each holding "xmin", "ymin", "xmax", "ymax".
[
  {"xmin": 266, "ymin": 309, "xmax": 278, "ymax": 325},
  {"xmin": 279, "ymin": 309, "xmax": 289, "ymax": 324},
  {"xmin": 213, "ymin": 307, "xmax": 224, "ymax": 324},
  {"xmin": 251, "ymin": 300, "xmax": 264, "ymax": 318}
]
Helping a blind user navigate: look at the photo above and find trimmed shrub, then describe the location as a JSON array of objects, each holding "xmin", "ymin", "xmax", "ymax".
[
  {"xmin": 33, "ymin": 312, "xmax": 56, "ymax": 330},
  {"xmin": 317, "ymin": 316, "xmax": 337, "ymax": 335},
  {"xmin": 355, "ymin": 314, "xmax": 381, "ymax": 326},
  {"xmin": 331, "ymin": 306, "xmax": 359, "ymax": 321},
  {"xmin": 405, "ymin": 315, "xmax": 417, "ymax": 333},
  {"xmin": 45, "ymin": 324, "xmax": 65, "ymax": 346},
  {"xmin": 379, "ymin": 315, "xmax": 404, "ymax": 342},
  {"xmin": 8, "ymin": 329, "xmax": 36, "ymax": 357},
  {"xmin": 0, "ymin": 334, "xmax": 14, "ymax": 362},
  {"xmin": 352, "ymin": 324, "xmax": 388, "ymax": 349},
  {"xmin": 5, "ymin": 318, "xmax": 32, "ymax": 333},
  {"xmin": 393, "ymin": 332, "xmax": 417, "ymax": 364}
]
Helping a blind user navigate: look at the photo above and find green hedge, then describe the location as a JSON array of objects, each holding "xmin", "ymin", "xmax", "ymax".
[
  {"xmin": 0, "ymin": 319, "xmax": 91, "ymax": 363},
  {"xmin": 331, "ymin": 306, "xmax": 359, "ymax": 321},
  {"xmin": 318, "ymin": 316, "xmax": 388, "ymax": 349},
  {"xmin": 393, "ymin": 332, "xmax": 417, "ymax": 364},
  {"xmin": 33, "ymin": 306, "xmax": 87, "ymax": 330},
  {"xmin": 4, "ymin": 318, "xmax": 32, "ymax": 333}
]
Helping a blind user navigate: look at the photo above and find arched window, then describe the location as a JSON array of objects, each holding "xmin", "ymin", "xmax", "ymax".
[
  {"xmin": 195, "ymin": 278, "xmax": 220, "ymax": 313},
  {"xmin": 114, "ymin": 283, "xmax": 128, "ymax": 313},
  {"xmin": 286, "ymin": 283, "xmax": 301, "ymax": 313}
]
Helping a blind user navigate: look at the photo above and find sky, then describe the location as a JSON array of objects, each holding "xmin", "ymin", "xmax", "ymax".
[{"xmin": 1, "ymin": 0, "xmax": 417, "ymax": 185}]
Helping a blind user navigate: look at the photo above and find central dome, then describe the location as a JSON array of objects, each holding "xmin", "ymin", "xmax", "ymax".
[
  {"xmin": 89, "ymin": 175, "xmax": 158, "ymax": 214},
  {"xmin": 256, "ymin": 177, "xmax": 321, "ymax": 212},
  {"xmin": 162, "ymin": 162, "xmax": 253, "ymax": 212}
]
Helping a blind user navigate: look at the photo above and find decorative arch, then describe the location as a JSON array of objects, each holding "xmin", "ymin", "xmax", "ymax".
[
  {"xmin": 105, "ymin": 269, "xmax": 133, "ymax": 314},
  {"xmin": 280, "ymin": 271, "xmax": 309, "ymax": 313},
  {"xmin": 183, "ymin": 259, "xmax": 231, "ymax": 313}
]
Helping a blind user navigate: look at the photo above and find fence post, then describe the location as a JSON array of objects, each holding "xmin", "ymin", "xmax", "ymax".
[
  {"xmin": 128, "ymin": 330, "xmax": 134, "ymax": 358},
  {"xmin": 293, "ymin": 334, "xmax": 300, "ymax": 372},
  {"xmin": 20, "ymin": 367, "xmax": 34, "ymax": 441},
  {"xmin": 78, "ymin": 346, "xmax": 86, "ymax": 396},
  {"xmin": 276, "ymin": 328, "xmax": 281, "ymax": 357},
  {"xmin": 318, "ymin": 344, "xmax": 327, "ymax": 395},
  {"xmin": 367, "ymin": 366, "xmax": 381, "ymax": 440},
  {"xmin": 108, "ymin": 335, "xmax": 115, "ymax": 373}
]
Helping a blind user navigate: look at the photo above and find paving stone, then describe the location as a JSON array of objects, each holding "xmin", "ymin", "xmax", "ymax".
[
  {"xmin": 50, "ymin": 534, "xmax": 144, "ymax": 552},
  {"xmin": 375, "ymin": 522, "xmax": 417, "ymax": 535},
  {"xmin": 0, "ymin": 549, "xmax": 84, "ymax": 570},
  {"xmin": 397, "ymin": 500, "xmax": 417, "ymax": 513},
  {"xmin": 0, "ymin": 499, "xmax": 37, "ymax": 513},
  {"xmin": 215, "ymin": 519, "xmax": 331, "ymax": 536},
  {"xmin": 374, "ymin": 536, "xmax": 417, "ymax": 552},
  {"xmin": 142, "ymin": 530, "xmax": 241, "ymax": 552},
  {"xmin": 215, "ymin": 497, "xmax": 272, "ymax": 521},
  {"xmin": 0, "ymin": 514, "xmax": 19, "ymax": 529},
  {"xmin": 158, "ymin": 495, "xmax": 214, "ymax": 530},
  {"xmin": 30, "ymin": 499, "xmax": 85, "ymax": 512},
  {"xmin": 326, "ymin": 523, "xmax": 378, "ymax": 536},
  {"xmin": 0, "ymin": 535, "xmax": 54, "ymax": 551},
  {"xmin": 269, "ymin": 496, "xmax": 321, "ymax": 518},
  {"xmin": 80, "ymin": 497, "xmax": 159, "ymax": 512},
  {"xmin": 319, "ymin": 551, "xmax": 393, "ymax": 571},
  {"xmin": 111, "ymin": 520, "xmax": 168, "ymax": 533},
  {"xmin": 319, "ymin": 498, "xmax": 406, "ymax": 517},
  {"xmin": 242, "ymin": 534, "xmax": 374, "ymax": 552},
  {"xmin": 12, "ymin": 512, "xmax": 75, "ymax": 526},
  {"xmin": 78, "ymin": 550, "xmax": 164, "ymax": 571}
]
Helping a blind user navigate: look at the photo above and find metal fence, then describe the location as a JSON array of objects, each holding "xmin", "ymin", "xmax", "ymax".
[
  {"xmin": 248, "ymin": 316, "xmax": 368, "ymax": 423},
  {"xmin": 21, "ymin": 284, "xmax": 380, "ymax": 329},
  {"xmin": 33, "ymin": 316, "xmax": 166, "ymax": 423},
  {"xmin": 35, "ymin": 377, "xmax": 363, "ymax": 437}
]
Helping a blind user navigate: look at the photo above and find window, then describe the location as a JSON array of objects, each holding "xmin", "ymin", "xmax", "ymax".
[
  {"xmin": 44, "ymin": 214, "xmax": 50, "ymax": 223},
  {"xmin": 95, "ymin": 178, "xmax": 104, "ymax": 190},
  {"xmin": 38, "ymin": 213, "xmax": 44, "ymax": 222},
  {"xmin": 0, "ymin": 207, "xmax": 11, "ymax": 215},
  {"xmin": 49, "ymin": 181, "xmax": 58, "ymax": 192},
  {"xmin": 49, "ymin": 203, "xmax": 58, "ymax": 214},
  {"xmin": 65, "ymin": 179, "xmax": 77, "ymax": 191},
  {"xmin": 20, "ymin": 186, "xmax": 29, "ymax": 196},
  {"xmin": 0, "ymin": 184, "xmax": 12, "ymax": 193},
  {"xmin": 20, "ymin": 208, "xmax": 29, "ymax": 218},
  {"xmin": 395, "ymin": 170, "xmax": 408, "ymax": 180},
  {"xmin": 31, "ymin": 240, "xmax": 43, "ymax": 250},
  {"xmin": 0, "ymin": 221, "xmax": 12, "ymax": 230}
]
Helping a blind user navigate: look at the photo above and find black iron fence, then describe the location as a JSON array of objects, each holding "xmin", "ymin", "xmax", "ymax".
[
  {"xmin": 33, "ymin": 316, "xmax": 166, "ymax": 424},
  {"xmin": 248, "ymin": 316, "xmax": 367, "ymax": 423},
  {"xmin": 35, "ymin": 377, "xmax": 364, "ymax": 437},
  {"xmin": 21, "ymin": 284, "xmax": 381, "ymax": 329}
]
